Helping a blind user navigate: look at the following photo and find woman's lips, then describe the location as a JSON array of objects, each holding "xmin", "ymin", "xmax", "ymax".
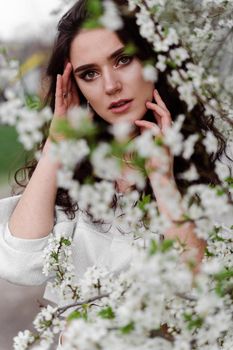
[{"xmin": 109, "ymin": 100, "xmax": 133, "ymax": 114}]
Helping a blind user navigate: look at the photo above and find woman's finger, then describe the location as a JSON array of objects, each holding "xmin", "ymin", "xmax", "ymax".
[
  {"xmin": 54, "ymin": 74, "xmax": 65, "ymax": 116},
  {"xmin": 62, "ymin": 62, "xmax": 72, "ymax": 91},
  {"xmin": 134, "ymin": 120, "xmax": 161, "ymax": 136},
  {"xmin": 146, "ymin": 102, "xmax": 169, "ymax": 119},
  {"xmin": 153, "ymin": 89, "xmax": 172, "ymax": 130},
  {"xmin": 146, "ymin": 101, "xmax": 171, "ymax": 131},
  {"xmin": 153, "ymin": 89, "xmax": 168, "ymax": 111}
]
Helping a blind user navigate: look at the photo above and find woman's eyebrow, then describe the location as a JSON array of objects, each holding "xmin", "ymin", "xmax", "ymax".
[{"xmin": 73, "ymin": 47, "xmax": 126, "ymax": 74}]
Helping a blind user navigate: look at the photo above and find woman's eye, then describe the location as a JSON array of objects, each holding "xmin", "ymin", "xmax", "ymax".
[
  {"xmin": 117, "ymin": 55, "xmax": 133, "ymax": 66},
  {"xmin": 81, "ymin": 71, "xmax": 98, "ymax": 81}
]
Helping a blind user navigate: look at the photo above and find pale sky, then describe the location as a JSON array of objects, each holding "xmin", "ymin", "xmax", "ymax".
[{"xmin": 0, "ymin": 0, "xmax": 62, "ymax": 40}]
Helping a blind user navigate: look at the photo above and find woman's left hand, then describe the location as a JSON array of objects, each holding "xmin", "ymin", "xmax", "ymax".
[{"xmin": 134, "ymin": 89, "xmax": 173, "ymax": 179}]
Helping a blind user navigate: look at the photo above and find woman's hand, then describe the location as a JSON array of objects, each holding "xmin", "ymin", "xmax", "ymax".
[
  {"xmin": 134, "ymin": 89, "xmax": 173, "ymax": 179},
  {"xmin": 135, "ymin": 89, "xmax": 206, "ymax": 271},
  {"xmin": 136, "ymin": 88, "xmax": 172, "ymax": 132},
  {"xmin": 49, "ymin": 62, "xmax": 80, "ymax": 142}
]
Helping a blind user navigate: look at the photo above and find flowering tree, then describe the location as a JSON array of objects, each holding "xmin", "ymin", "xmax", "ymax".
[{"xmin": 0, "ymin": 0, "xmax": 233, "ymax": 349}]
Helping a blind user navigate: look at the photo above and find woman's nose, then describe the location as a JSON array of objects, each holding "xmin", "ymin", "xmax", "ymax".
[{"xmin": 103, "ymin": 69, "xmax": 122, "ymax": 95}]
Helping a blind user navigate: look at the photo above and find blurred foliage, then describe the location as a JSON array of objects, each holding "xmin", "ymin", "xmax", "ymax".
[{"xmin": 0, "ymin": 125, "xmax": 27, "ymax": 185}]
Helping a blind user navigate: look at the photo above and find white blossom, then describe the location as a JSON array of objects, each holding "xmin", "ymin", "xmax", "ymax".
[
  {"xmin": 67, "ymin": 106, "xmax": 92, "ymax": 129},
  {"xmin": 156, "ymin": 55, "xmax": 167, "ymax": 72},
  {"xmin": 13, "ymin": 330, "xmax": 35, "ymax": 350},
  {"xmin": 163, "ymin": 114, "xmax": 185, "ymax": 155},
  {"xmin": 142, "ymin": 64, "xmax": 158, "ymax": 82},
  {"xmin": 178, "ymin": 164, "xmax": 199, "ymax": 181},
  {"xmin": 50, "ymin": 138, "xmax": 90, "ymax": 169},
  {"xmin": 203, "ymin": 131, "xmax": 218, "ymax": 154},
  {"xmin": 169, "ymin": 48, "xmax": 189, "ymax": 67},
  {"xmin": 109, "ymin": 121, "xmax": 134, "ymax": 141},
  {"xmin": 99, "ymin": 0, "xmax": 123, "ymax": 31},
  {"xmin": 91, "ymin": 142, "xmax": 121, "ymax": 181},
  {"xmin": 182, "ymin": 134, "xmax": 199, "ymax": 159}
]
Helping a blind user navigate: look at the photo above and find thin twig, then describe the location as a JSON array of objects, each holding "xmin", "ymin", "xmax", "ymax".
[{"xmin": 57, "ymin": 293, "xmax": 110, "ymax": 316}]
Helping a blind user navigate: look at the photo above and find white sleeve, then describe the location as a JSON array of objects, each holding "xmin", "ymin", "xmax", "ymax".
[{"xmin": 0, "ymin": 195, "xmax": 76, "ymax": 286}]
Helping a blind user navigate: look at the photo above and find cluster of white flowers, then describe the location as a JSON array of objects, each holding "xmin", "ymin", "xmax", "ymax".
[
  {"xmin": 78, "ymin": 180, "xmax": 116, "ymax": 221},
  {"xmin": 0, "ymin": 94, "xmax": 52, "ymax": 149},
  {"xmin": 91, "ymin": 142, "xmax": 121, "ymax": 180},
  {"xmin": 142, "ymin": 64, "xmax": 158, "ymax": 82},
  {"xmin": 6, "ymin": 0, "xmax": 233, "ymax": 349},
  {"xmin": 13, "ymin": 330, "xmax": 35, "ymax": 350},
  {"xmin": 130, "ymin": 0, "xmax": 233, "ymax": 138},
  {"xmin": 99, "ymin": 0, "xmax": 123, "ymax": 30},
  {"xmin": 42, "ymin": 231, "xmax": 79, "ymax": 301},
  {"xmin": 30, "ymin": 235, "xmax": 232, "ymax": 350},
  {"xmin": 0, "ymin": 51, "xmax": 19, "ymax": 90},
  {"xmin": 0, "ymin": 50, "xmax": 54, "ymax": 149}
]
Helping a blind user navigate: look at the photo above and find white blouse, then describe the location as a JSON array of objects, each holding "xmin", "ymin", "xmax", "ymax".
[{"xmin": 0, "ymin": 195, "xmax": 134, "ymax": 305}]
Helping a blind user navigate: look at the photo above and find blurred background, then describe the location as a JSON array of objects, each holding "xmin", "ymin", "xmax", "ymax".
[{"xmin": 0, "ymin": 1, "xmax": 63, "ymax": 348}]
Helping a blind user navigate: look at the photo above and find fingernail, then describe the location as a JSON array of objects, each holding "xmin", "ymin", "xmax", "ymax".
[{"xmin": 154, "ymin": 89, "xmax": 158, "ymax": 94}]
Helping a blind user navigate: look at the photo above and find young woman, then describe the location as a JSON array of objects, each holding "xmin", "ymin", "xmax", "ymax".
[{"xmin": 0, "ymin": 0, "xmax": 229, "ymax": 316}]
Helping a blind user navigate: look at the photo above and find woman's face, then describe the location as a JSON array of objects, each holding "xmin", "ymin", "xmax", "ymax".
[{"xmin": 70, "ymin": 28, "xmax": 154, "ymax": 124}]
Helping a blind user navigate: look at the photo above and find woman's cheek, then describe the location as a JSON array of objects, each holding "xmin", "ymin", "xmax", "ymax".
[{"xmin": 79, "ymin": 79, "xmax": 96, "ymax": 97}]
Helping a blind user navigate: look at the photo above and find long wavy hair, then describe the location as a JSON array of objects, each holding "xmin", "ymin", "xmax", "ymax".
[{"xmin": 15, "ymin": 0, "xmax": 229, "ymax": 219}]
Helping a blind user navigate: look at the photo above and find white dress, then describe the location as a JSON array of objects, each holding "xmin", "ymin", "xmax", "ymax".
[{"xmin": 0, "ymin": 195, "xmax": 134, "ymax": 303}]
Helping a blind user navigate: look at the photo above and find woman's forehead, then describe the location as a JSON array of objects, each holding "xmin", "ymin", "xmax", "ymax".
[{"xmin": 70, "ymin": 28, "xmax": 124, "ymax": 64}]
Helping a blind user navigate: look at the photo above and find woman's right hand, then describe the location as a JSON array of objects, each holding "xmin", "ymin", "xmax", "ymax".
[{"xmin": 49, "ymin": 62, "xmax": 80, "ymax": 142}]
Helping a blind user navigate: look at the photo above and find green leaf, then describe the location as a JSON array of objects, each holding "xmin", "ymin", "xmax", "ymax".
[
  {"xmin": 124, "ymin": 43, "xmax": 138, "ymax": 56},
  {"xmin": 25, "ymin": 94, "xmax": 42, "ymax": 110},
  {"xmin": 182, "ymin": 213, "xmax": 192, "ymax": 222},
  {"xmin": 154, "ymin": 136, "xmax": 164, "ymax": 146},
  {"xmin": 53, "ymin": 118, "xmax": 97, "ymax": 140},
  {"xmin": 149, "ymin": 239, "xmax": 158, "ymax": 255},
  {"xmin": 0, "ymin": 47, "xmax": 6, "ymax": 54},
  {"xmin": 84, "ymin": 176, "xmax": 95, "ymax": 185},
  {"xmin": 225, "ymin": 177, "xmax": 233, "ymax": 185},
  {"xmin": 150, "ymin": 5, "xmax": 160, "ymax": 15},
  {"xmin": 111, "ymin": 139, "xmax": 128, "ymax": 159},
  {"xmin": 216, "ymin": 188, "xmax": 225, "ymax": 196},
  {"xmin": 131, "ymin": 155, "xmax": 146, "ymax": 173},
  {"xmin": 120, "ymin": 321, "xmax": 134, "ymax": 334},
  {"xmin": 61, "ymin": 238, "xmax": 71, "ymax": 246},
  {"xmin": 183, "ymin": 313, "xmax": 203, "ymax": 330},
  {"xmin": 214, "ymin": 268, "xmax": 233, "ymax": 282},
  {"xmin": 160, "ymin": 239, "xmax": 174, "ymax": 252},
  {"xmin": 82, "ymin": 19, "xmax": 102, "ymax": 29},
  {"xmin": 215, "ymin": 282, "xmax": 224, "ymax": 297},
  {"xmin": 166, "ymin": 60, "xmax": 177, "ymax": 69},
  {"xmin": 205, "ymin": 247, "xmax": 214, "ymax": 257},
  {"xmin": 53, "ymin": 119, "xmax": 77, "ymax": 139},
  {"xmin": 98, "ymin": 306, "xmax": 115, "ymax": 319},
  {"xmin": 138, "ymin": 194, "xmax": 151, "ymax": 212},
  {"xmin": 163, "ymin": 26, "xmax": 170, "ymax": 37},
  {"xmin": 51, "ymin": 252, "xmax": 58, "ymax": 262},
  {"xmin": 67, "ymin": 310, "xmax": 82, "ymax": 322},
  {"xmin": 86, "ymin": 0, "xmax": 102, "ymax": 17}
]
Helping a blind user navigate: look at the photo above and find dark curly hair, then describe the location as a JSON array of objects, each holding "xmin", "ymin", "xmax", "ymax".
[{"xmin": 14, "ymin": 0, "xmax": 230, "ymax": 220}]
